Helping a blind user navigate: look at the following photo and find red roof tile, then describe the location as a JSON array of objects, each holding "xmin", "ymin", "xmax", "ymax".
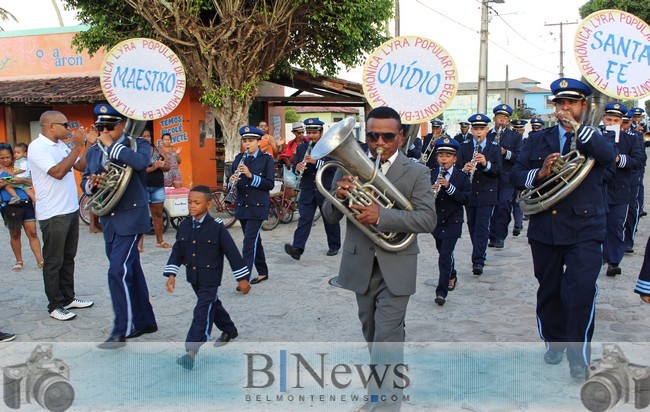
[{"xmin": 0, "ymin": 76, "xmax": 103, "ymax": 104}]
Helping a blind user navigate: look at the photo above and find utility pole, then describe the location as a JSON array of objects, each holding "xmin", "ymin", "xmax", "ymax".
[
  {"xmin": 504, "ymin": 65, "xmax": 509, "ymax": 106},
  {"xmin": 545, "ymin": 21, "xmax": 578, "ymax": 78},
  {"xmin": 394, "ymin": 0, "xmax": 400, "ymax": 36},
  {"xmin": 477, "ymin": 0, "xmax": 504, "ymax": 114}
]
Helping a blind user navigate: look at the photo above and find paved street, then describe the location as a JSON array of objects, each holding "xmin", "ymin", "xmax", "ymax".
[{"xmin": 1, "ymin": 185, "xmax": 650, "ymax": 411}]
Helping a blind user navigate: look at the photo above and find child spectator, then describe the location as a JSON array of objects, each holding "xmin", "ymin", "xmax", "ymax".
[
  {"xmin": 164, "ymin": 185, "xmax": 251, "ymax": 370},
  {"xmin": 4, "ymin": 143, "xmax": 35, "ymax": 204}
]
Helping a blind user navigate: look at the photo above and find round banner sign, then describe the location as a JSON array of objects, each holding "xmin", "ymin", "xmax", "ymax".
[
  {"xmin": 362, "ymin": 36, "xmax": 458, "ymax": 124},
  {"xmin": 100, "ymin": 38, "xmax": 186, "ymax": 120},
  {"xmin": 574, "ymin": 10, "xmax": 650, "ymax": 99}
]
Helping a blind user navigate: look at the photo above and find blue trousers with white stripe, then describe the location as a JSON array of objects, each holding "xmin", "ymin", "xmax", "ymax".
[
  {"xmin": 466, "ymin": 205, "xmax": 495, "ymax": 265},
  {"xmin": 240, "ymin": 218, "xmax": 266, "ymax": 278},
  {"xmin": 635, "ymin": 236, "xmax": 650, "ymax": 297},
  {"xmin": 186, "ymin": 283, "xmax": 236, "ymax": 353},
  {"xmin": 105, "ymin": 233, "xmax": 156, "ymax": 337},
  {"xmin": 604, "ymin": 203, "xmax": 628, "ymax": 265},
  {"xmin": 529, "ymin": 239, "xmax": 601, "ymax": 367}
]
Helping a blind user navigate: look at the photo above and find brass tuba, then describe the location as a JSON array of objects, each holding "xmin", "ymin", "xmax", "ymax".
[
  {"xmin": 86, "ymin": 119, "xmax": 148, "ymax": 216},
  {"xmin": 517, "ymin": 115, "xmax": 595, "ymax": 215},
  {"xmin": 311, "ymin": 117, "xmax": 416, "ymax": 252}
]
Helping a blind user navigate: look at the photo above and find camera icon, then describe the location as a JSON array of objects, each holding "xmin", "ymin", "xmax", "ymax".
[
  {"xmin": 581, "ymin": 344, "xmax": 650, "ymax": 412},
  {"xmin": 3, "ymin": 344, "xmax": 74, "ymax": 412}
]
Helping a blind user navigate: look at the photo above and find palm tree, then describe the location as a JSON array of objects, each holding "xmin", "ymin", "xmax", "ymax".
[{"xmin": 0, "ymin": 8, "xmax": 17, "ymax": 31}]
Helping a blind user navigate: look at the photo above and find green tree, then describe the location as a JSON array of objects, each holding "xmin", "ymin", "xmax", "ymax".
[
  {"xmin": 64, "ymin": 0, "xmax": 392, "ymax": 161},
  {"xmin": 284, "ymin": 107, "xmax": 300, "ymax": 124},
  {"xmin": 513, "ymin": 103, "xmax": 537, "ymax": 119},
  {"xmin": 579, "ymin": 0, "xmax": 649, "ymax": 24},
  {"xmin": 0, "ymin": 8, "xmax": 17, "ymax": 31}
]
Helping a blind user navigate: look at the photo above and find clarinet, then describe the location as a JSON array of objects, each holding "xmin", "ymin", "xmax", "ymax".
[
  {"xmin": 225, "ymin": 148, "xmax": 248, "ymax": 204},
  {"xmin": 432, "ymin": 165, "xmax": 447, "ymax": 199},
  {"xmin": 294, "ymin": 140, "xmax": 312, "ymax": 190},
  {"xmin": 494, "ymin": 126, "xmax": 503, "ymax": 144},
  {"xmin": 468, "ymin": 142, "xmax": 480, "ymax": 180}
]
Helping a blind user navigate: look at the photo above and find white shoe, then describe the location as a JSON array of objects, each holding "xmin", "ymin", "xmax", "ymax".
[
  {"xmin": 50, "ymin": 307, "xmax": 76, "ymax": 321},
  {"xmin": 64, "ymin": 298, "xmax": 94, "ymax": 310}
]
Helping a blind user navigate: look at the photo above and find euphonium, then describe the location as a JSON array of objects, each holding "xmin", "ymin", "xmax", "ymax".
[
  {"xmin": 311, "ymin": 117, "xmax": 416, "ymax": 252},
  {"xmin": 86, "ymin": 119, "xmax": 147, "ymax": 216},
  {"xmin": 225, "ymin": 148, "xmax": 248, "ymax": 205},
  {"xmin": 517, "ymin": 113, "xmax": 595, "ymax": 215}
]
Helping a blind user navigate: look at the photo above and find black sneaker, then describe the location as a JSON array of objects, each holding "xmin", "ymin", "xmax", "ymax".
[{"xmin": 0, "ymin": 332, "xmax": 16, "ymax": 342}]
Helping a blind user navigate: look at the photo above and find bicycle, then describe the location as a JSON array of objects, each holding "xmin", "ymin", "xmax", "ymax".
[
  {"xmin": 208, "ymin": 186, "xmax": 237, "ymax": 228},
  {"xmin": 262, "ymin": 181, "xmax": 321, "ymax": 231},
  {"xmin": 78, "ymin": 193, "xmax": 170, "ymax": 233}
]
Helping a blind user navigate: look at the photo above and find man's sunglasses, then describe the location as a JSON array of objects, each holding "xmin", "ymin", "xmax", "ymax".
[
  {"xmin": 50, "ymin": 122, "xmax": 71, "ymax": 129},
  {"xmin": 95, "ymin": 122, "xmax": 121, "ymax": 131},
  {"xmin": 366, "ymin": 132, "xmax": 398, "ymax": 143}
]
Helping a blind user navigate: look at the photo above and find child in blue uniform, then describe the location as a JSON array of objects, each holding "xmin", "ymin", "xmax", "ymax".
[
  {"xmin": 430, "ymin": 137, "xmax": 471, "ymax": 306},
  {"xmin": 164, "ymin": 185, "xmax": 251, "ymax": 370},
  {"xmin": 229, "ymin": 126, "xmax": 275, "ymax": 286}
]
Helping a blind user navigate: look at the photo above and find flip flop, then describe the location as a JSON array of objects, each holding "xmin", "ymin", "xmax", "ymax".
[
  {"xmin": 250, "ymin": 275, "xmax": 268, "ymax": 284},
  {"xmin": 12, "ymin": 261, "xmax": 23, "ymax": 271},
  {"xmin": 156, "ymin": 242, "xmax": 172, "ymax": 249}
]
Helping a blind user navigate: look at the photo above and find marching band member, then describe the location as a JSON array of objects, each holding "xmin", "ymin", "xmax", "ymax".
[
  {"xmin": 601, "ymin": 103, "xmax": 645, "ymax": 277},
  {"xmin": 431, "ymin": 137, "xmax": 471, "ymax": 306},
  {"xmin": 164, "ymin": 185, "xmax": 251, "ymax": 370},
  {"xmin": 510, "ymin": 119, "xmax": 527, "ymax": 135},
  {"xmin": 509, "ymin": 118, "xmax": 527, "ymax": 236},
  {"xmin": 511, "ymin": 78, "xmax": 616, "ymax": 380},
  {"xmin": 403, "ymin": 124, "xmax": 423, "ymax": 161},
  {"xmin": 457, "ymin": 113, "xmax": 501, "ymax": 275},
  {"xmin": 631, "ymin": 107, "xmax": 648, "ymax": 218},
  {"xmin": 530, "ymin": 117, "xmax": 545, "ymax": 133},
  {"xmin": 455, "ymin": 121, "xmax": 473, "ymax": 144},
  {"xmin": 285, "ymin": 118, "xmax": 341, "ymax": 260},
  {"xmin": 82, "ymin": 104, "xmax": 157, "ymax": 349},
  {"xmin": 622, "ymin": 109, "xmax": 647, "ymax": 254},
  {"xmin": 322, "ymin": 107, "xmax": 436, "ymax": 411},
  {"xmin": 229, "ymin": 126, "xmax": 275, "ymax": 286},
  {"xmin": 421, "ymin": 119, "xmax": 446, "ymax": 169},
  {"xmin": 488, "ymin": 104, "xmax": 523, "ymax": 249}
]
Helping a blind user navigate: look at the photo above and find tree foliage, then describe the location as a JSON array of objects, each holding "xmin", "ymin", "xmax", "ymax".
[
  {"xmin": 513, "ymin": 103, "xmax": 537, "ymax": 119},
  {"xmin": 579, "ymin": 0, "xmax": 649, "ymax": 24},
  {"xmin": 284, "ymin": 107, "xmax": 300, "ymax": 123},
  {"xmin": 0, "ymin": 7, "xmax": 17, "ymax": 31},
  {"xmin": 63, "ymin": 0, "xmax": 392, "ymax": 160}
]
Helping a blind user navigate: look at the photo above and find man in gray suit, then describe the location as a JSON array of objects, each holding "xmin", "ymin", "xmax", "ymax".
[{"xmin": 322, "ymin": 106, "xmax": 436, "ymax": 410}]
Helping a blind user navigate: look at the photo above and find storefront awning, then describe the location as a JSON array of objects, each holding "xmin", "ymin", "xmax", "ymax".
[
  {"xmin": 267, "ymin": 68, "xmax": 366, "ymax": 107},
  {"xmin": 0, "ymin": 76, "xmax": 103, "ymax": 104}
]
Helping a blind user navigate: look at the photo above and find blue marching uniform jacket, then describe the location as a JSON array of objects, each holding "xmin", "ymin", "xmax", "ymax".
[
  {"xmin": 489, "ymin": 127, "xmax": 522, "ymax": 192},
  {"xmin": 432, "ymin": 166, "xmax": 471, "ymax": 239},
  {"xmin": 81, "ymin": 136, "xmax": 151, "ymax": 238},
  {"xmin": 163, "ymin": 215, "xmax": 250, "ymax": 286},
  {"xmin": 605, "ymin": 128, "xmax": 645, "ymax": 205},
  {"xmin": 229, "ymin": 149, "xmax": 275, "ymax": 220},
  {"xmin": 511, "ymin": 124, "xmax": 616, "ymax": 244},
  {"xmin": 456, "ymin": 140, "xmax": 501, "ymax": 206},
  {"xmin": 292, "ymin": 141, "xmax": 335, "ymax": 202}
]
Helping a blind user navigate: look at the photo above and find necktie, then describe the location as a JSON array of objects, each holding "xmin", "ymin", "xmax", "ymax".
[
  {"xmin": 193, "ymin": 220, "xmax": 200, "ymax": 229},
  {"xmin": 562, "ymin": 132, "xmax": 573, "ymax": 155}
]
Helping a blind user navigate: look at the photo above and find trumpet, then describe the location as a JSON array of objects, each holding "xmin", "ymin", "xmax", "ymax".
[
  {"xmin": 295, "ymin": 140, "xmax": 313, "ymax": 190},
  {"xmin": 225, "ymin": 148, "xmax": 248, "ymax": 205},
  {"xmin": 420, "ymin": 139, "xmax": 435, "ymax": 164},
  {"xmin": 432, "ymin": 165, "xmax": 447, "ymax": 198}
]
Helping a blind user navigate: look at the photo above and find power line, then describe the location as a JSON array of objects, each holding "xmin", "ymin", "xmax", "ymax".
[
  {"xmin": 415, "ymin": 0, "xmax": 479, "ymax": 34},
  {"xmin": 490, "ymin": 7, "xmax": 555, "ymax": 54}
]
